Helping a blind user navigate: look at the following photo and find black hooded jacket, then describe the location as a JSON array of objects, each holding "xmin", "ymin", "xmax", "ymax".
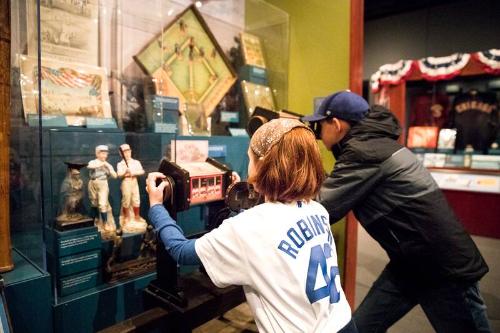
[{"xmin": 320, "ymin": 105, "xmax": 488, "ymax": 288}]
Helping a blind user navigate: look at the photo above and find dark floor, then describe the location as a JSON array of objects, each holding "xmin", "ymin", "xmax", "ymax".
[{"xmin": 194, "ymin": 227, "xmax": 500, "ymax": 332}]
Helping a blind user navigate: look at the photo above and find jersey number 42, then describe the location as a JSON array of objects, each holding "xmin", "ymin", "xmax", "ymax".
[{"xmin": 305, "ymin": 243, "xmax": 340, "ymax": 304}]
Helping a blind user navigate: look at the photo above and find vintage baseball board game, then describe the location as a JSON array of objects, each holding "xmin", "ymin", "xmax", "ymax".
[{"xmin": 134, "ymin": 5, "xmax": 236, "ymax": 117}]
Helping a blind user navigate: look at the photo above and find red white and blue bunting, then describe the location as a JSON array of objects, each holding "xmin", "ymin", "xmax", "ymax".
[
  {"xmin": 370, "ymin": 60, "xmax": 414, "ymax": 93},
  {"xmin": 417, "ymin": 53, "xmax": 470, "ymax": 81},
  {"xmin": 473, "ymin": 49, "xmax": 500, "ymax": 75},
  {"xmin": 371, "ymin": 50, "xmax": 499, "ymax": 93},
  {"xmin": 370, "ymin": 70, "xmax": 381, "ymax": 93}
]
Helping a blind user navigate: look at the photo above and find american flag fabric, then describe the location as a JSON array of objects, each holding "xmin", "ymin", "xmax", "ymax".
[
  {"xmin": 370, "ymin": 60, "xmax": 414, "ymax": 93},
  {"xmin": 38, "ymin": 66, "xmax": 101, "ymax": 96}
]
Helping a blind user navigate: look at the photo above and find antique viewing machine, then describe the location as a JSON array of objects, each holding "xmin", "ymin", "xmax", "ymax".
[
  {"xmin": 146, "ymin": 155, "xmax": 234, "ymax": 308},
  {"xmin": 247, "ymin": 106, "xmax": 302, "ymax": 136}
]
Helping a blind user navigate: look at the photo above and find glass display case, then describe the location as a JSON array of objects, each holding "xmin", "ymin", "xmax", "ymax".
[
  {"xmin": 405, "ymin": 75, "xmax": 499, "ymax": 160},
  {"xmin": 4, "ymin": 1, "xmax": 289, "ymax": 332}
]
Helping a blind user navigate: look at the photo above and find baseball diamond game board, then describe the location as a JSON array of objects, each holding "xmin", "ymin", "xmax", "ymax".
[{"xmin": 134, "ymin": 5, "xmax": 236, "ymax": 118}]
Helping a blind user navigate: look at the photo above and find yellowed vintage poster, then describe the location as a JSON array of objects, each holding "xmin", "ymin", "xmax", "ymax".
[
  {"xmin": 19, "ymin": 55, "xmax": 112, "ymax": 125},
  {"xmin": 27, "ymin": 0, "xmax": 99, "ymax": 66}
]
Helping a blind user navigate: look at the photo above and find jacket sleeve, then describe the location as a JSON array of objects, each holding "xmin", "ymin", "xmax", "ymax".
[{"xmin": 319, "ymin": 161, "xmax": 381, "ymax": 222}]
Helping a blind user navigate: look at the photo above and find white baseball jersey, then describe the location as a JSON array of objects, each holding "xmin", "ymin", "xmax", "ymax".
[{"xmin": 195, "ymin": 201, "xmax": 351, "ymax": 333}]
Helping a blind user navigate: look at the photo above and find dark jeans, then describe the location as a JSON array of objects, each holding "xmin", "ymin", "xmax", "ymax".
[{"xmin": 353, "ymin": 268, "xmax": 492, "ymax": 333}]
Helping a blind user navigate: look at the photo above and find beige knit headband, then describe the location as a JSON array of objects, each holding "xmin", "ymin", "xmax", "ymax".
[{"xmin": 250, "ymin": 118, "xmax": 312, "ymax": 157}]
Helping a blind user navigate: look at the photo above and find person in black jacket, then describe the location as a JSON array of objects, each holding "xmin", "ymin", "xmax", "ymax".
[{"xmin": 302, "ymin": 91, "xmax": 491, "ymax": 333}]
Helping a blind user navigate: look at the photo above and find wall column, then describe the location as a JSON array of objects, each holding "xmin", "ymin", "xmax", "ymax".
[
  {"xmin": 345, "ymin": 0, "xmax": 364, "ymax": 310},
  {"xmin": 0, "ymin": 0, "xmax": 14, "ymax": 272}
]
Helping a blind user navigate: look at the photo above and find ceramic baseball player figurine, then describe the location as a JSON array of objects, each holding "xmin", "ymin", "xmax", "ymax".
[
  {"xmin": 117, "ymin": 144, "xmax": 147, "ymax": 233},
  {"xmin": 88, "ymin": 145, "xmax": 117, "ymax": 235}
]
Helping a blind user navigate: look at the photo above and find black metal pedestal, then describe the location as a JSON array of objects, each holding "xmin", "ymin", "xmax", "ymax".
[{"xmin": 99, "ymin": 272, "xmax": 245, "ymax": 333}]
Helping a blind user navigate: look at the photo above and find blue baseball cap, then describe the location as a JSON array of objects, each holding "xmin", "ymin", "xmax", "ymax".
[{"xmin": 302, "ymin": 91, "xmax": 369, "ymax": 123}]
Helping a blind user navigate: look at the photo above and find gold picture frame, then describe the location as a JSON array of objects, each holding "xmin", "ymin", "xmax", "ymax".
[
  {"xmin": 134, "ymin": 5, "xmax": 236, "ymax": 117},
  {"xmin": 241, "ymin": 80, "xmax": 275, "ymax": 115},
  {"xmin": 19, "ymin": 55, "xmax": 112, "ymax": 126}
]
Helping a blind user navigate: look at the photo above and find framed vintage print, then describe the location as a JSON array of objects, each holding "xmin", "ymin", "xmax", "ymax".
[
  {"xmin": 241, "ymin": 80, "xmax": 275, "ymax": 115},
  {"xmin": 170, "ymin": 140, "xmax": 209, "ymax": 164},
  {"xmin": 134, "ymin": 5, "xmax": 237, "ymax": 118},
  {"xmin": 240, "ymin": 32, "xmax": 266, "ymax": 69},
  {"xmin": 437, "ymin": 128, "xmax": 457, "ymax": 150},
  {"xmin": 19, "ymin": 55, "xmax": 112, "ymax": 126},
  {"xmin": 407, "ymin": 126, "xmax": 439, "ymax": 149},
  {"xmin": 27, "ymin": 0, "xmax": 99, "ymax": 66}
]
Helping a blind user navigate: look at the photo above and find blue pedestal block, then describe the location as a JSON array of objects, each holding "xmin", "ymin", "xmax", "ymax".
[
  {"xmin": 146, "ymin": 95, "xmax": 180, "ymax": 132},
  {"xmin": 58, "ymin": 268, "xmax": 103, "ymax": 297},
  {"xmin": 239, "ymin": 65, "xmax": 268, "ymax": 85},
  {"xmin": 57, "ymin": 249, "xmax": 102, "ymax": 277},
  {"xmin": 45, "ymin": 226, "xmax": 104, "ymax": 297},
  {"xmin": 46, "ymin": 226, "xmax": 101, "ymax": 257}
]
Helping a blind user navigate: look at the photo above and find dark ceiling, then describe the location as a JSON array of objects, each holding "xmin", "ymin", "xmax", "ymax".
[{"xmin": 364, "ymin": 0, "xmax": 468, "ymax": 21}]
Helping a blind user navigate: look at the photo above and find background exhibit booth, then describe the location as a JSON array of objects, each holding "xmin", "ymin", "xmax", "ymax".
[{"xmin": 370, "ymin": 52, "xmax": 500, "ymax": 240}]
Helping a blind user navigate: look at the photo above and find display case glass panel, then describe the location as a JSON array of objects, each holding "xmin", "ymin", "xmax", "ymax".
[
  {"xmin": 10, "ymin": 0, "xmax": 44, "ymax": 267},
  {"xmin": 7, "ymin": 0, "xmax": 289, "ymax": 319}
]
